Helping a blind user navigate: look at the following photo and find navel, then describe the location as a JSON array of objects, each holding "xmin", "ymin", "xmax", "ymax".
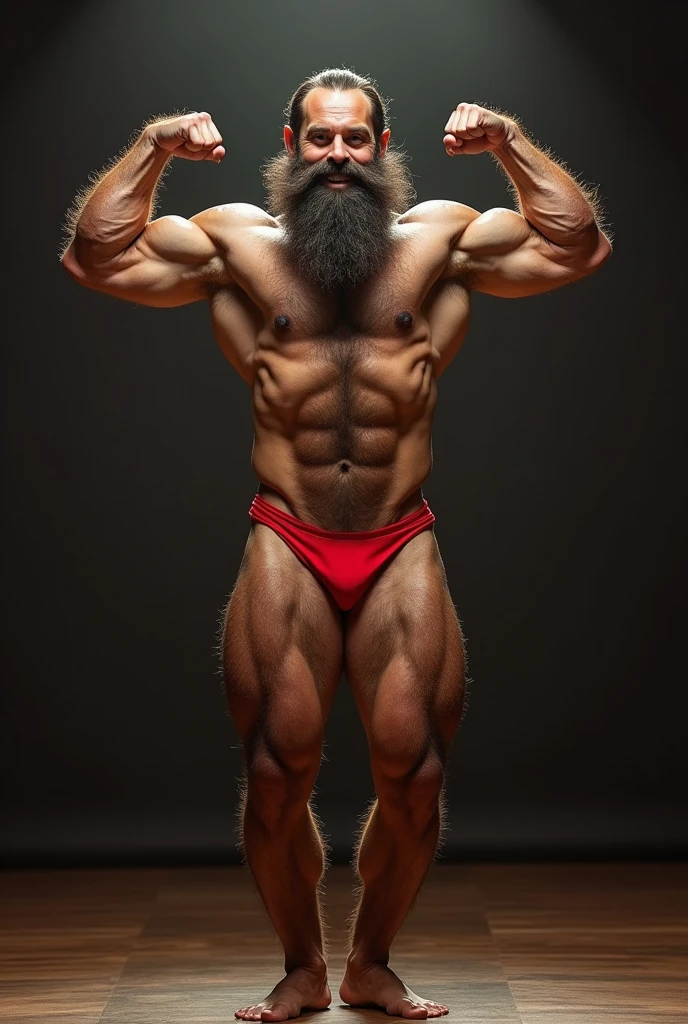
[
  {"xmin": 396, "ymin": 311, "xmax": 414, "ymax": 328},
  {"xmin": 274, "ymin": 314, "xmax": 291, "ymax": 331}
]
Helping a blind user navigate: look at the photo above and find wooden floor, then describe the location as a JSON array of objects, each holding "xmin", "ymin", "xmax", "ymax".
[{"xmin": 1, "ymin": 862, "xmax": 686, "ymax": 1023}]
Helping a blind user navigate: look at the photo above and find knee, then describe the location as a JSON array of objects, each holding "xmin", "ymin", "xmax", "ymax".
[
  {"xmin": 373, "ymin": 741, "xmax": 446, "ymax": 832},
  {"xmin": 244, "ymin": 726, "xmax": 323, "ymax": 832}
]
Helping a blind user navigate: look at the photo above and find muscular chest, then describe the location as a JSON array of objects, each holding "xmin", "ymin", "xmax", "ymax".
[
  {"xmin": 209, "ymin": 222, "xmax": 468, "ymax": 400},
  {"xmin": 227, "ymin": 220, "xmax": 445, "ymax": 330}
]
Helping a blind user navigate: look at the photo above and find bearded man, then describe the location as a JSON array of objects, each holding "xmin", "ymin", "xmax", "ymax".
[{"xmin": 61, "ymin": 68, "xmax": 611, "ymax": 1021}]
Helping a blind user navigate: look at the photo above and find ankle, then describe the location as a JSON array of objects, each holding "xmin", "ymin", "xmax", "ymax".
[
  {"xmin": 346, "ymin": 948, "xmax": 389, "ymax": 970},
  {"xmin": 285, "ymin": 952, "xmax": 328, "ymax": 977}
]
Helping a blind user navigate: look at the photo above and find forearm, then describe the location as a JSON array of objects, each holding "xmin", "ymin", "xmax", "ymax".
[
  {"xmin": 63, "ymin": 126, "xmax": 171, "ymax": 266},
  {"xmin": 493, "ymin": 123, "xmax": 604, "ymax": 249}
]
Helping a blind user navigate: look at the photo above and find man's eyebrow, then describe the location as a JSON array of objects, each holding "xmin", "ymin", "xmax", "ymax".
[{"xmin": 305, "ymin": 123, "xmax": 372, "ymax": 137}]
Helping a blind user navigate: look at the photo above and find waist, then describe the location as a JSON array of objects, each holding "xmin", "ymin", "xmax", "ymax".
[
  {"xmin": 252, "ymin": 436, "xmax": 432, "ymax": 531},
  {"xmin": 254, "ymin": 480, "xmax": 428, "ymax": 533},
  {"xmin": 250, "ymin": 490, "xmax": 434, "ymax": 538}
]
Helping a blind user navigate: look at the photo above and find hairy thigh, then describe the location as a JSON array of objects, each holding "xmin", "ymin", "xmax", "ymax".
[
  {"xmin": 221, "ymin": 524, "xmax": 343, "ymax": 765},
  {"xmin": 344, "ymin": 529, "xmax": 466, "ymax": 768}
]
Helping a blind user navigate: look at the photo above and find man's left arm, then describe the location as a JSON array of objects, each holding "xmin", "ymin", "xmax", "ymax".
[{"xmin": 443, "ymin": 103, "xmax": 612, "ymax": 297}]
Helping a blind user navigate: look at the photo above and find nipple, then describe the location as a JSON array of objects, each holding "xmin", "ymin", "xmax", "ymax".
[
  {"xmin": 396, "ymin": 311, "xmax": 414, "ymax": 328},
  {"xmin": 274, "ymin": 314, "xmax": 291, "ymax": 330}
]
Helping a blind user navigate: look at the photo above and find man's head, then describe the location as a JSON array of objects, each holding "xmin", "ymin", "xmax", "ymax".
[
  {"xmin": 284, "ymin": 68, "xmax": 390, "ymax": 165},
  {"xmin": 263, "ymin": 69, "xmax": 415, "ymax": 292}
]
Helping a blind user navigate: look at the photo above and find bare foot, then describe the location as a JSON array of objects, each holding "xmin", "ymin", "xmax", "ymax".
[
  {"xmin": 235, "ymin": 964, "xmax": 332, "ymax": 1021},
  {"xmin": 340, "ymin": 960, "xmax": 448, "ymax": 1019}
]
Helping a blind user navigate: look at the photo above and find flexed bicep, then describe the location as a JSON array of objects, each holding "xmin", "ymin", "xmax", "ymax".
[
  {"xmin": 63, "ymin": 210, "xmax": 230, "ymax": 307},
  {"xmin": 61, "ymin": 112, "xmax": 232, "ymax": 307},
  {"xmin": 456, "ymin": 207, "xmax": 603, "ymax": 299}
]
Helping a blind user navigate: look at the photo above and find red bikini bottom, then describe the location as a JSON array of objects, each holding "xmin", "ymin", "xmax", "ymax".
[{"xmin": 248, "ymin": 492, "xmax": 436, "ymax": 611}]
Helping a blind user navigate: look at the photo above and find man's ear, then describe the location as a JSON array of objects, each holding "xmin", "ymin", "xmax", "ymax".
[
  {"xmin": 378, "ymin": 128, "xmax": 391, "ymax": 157},
  {"xmin": 283, "ymin": 125, "xmax": 296, "ymax": 156}
]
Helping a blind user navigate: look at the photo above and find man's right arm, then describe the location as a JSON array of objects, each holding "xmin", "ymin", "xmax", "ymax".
[{"xmin": 61, "ymin": 112, "xmax": 231, "ymax": 307}]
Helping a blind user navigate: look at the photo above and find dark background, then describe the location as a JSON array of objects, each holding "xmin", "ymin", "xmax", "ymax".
[{"xmin": 2, "ymin": 0, "xmax": 686, "ymax": 866}]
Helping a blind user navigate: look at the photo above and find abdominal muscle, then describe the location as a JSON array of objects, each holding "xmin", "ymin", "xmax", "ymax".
[{"xmin": 249, "ymin": 335, "xmax": 438, "ymax": 532}]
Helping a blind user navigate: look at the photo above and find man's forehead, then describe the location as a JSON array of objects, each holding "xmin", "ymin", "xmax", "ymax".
[{"xmin": 301, "ymin": 87, "xmax": 374, "ymax": 130}]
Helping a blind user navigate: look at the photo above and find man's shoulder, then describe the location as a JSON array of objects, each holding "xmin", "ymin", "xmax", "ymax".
[
  {"xmin": 398, "ymin": 199, "xmax": 481, "ymax": 230},
  {"xmin": 191, "ymin": 202, "xmax": 278, "ymax": 241}
]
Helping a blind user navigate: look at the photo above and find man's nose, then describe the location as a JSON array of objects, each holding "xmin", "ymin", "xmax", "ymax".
[{"xmin": 329, "ymin": 134, "xmax": 348, "ymax": 162}]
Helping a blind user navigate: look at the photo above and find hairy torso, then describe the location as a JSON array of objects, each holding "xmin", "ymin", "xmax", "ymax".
[{"xmin": 206, "ymin": 208, "xmax": 472, "ymax": 530}]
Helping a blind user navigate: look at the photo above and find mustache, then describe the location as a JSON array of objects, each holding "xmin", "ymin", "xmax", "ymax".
[
  {"xmin": 263, "ymin": 148, "xmax": 416, "ymax": 219},
  {"xmin": 282, "ymin": 156, "xmax": 385, "ymax": 196}
]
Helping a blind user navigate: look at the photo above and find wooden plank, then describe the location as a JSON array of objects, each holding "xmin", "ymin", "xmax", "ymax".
[
  {"xmin": 0, "ymin": 868, "xmax": 167, "ymax": 1022},
  {"xmin": 469, "ymin": 862, "xmax": 688, "ymax": 1023}
]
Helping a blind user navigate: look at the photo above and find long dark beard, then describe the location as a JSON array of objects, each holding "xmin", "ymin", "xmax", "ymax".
[{"xmin": 262, "ymin": 149, "xmax": 415, "ymax": 292}]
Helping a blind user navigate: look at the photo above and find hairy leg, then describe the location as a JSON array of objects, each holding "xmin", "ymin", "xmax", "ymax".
[
  {"xmin": 340, "ymin": 530, "xmax": 466, "ymax": 1018},
  {"xmin": 222, "ymin": 525, "xmax": 343, "ymax": 1021}
]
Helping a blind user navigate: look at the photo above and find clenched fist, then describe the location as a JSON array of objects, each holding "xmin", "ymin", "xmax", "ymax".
[
  {"xmin": 148, "ymin": 111, "xmax": 225, "ymax": 163},
  {"xmin": 443, "ymin": 103, "xmax": 514, "ymax": 156}
]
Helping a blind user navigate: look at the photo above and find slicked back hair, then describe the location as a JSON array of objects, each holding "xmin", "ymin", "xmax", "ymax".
[{"xmin": 285, "ymin": 68, "xmax": 389, "ymax": 147}]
